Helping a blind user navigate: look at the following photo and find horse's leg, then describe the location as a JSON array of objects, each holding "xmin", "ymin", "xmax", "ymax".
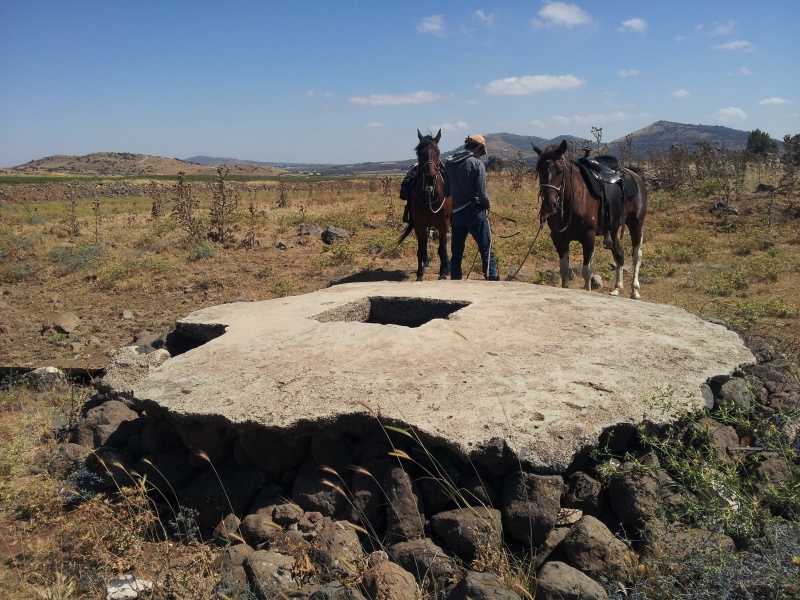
[
  {"xmin": 424, "ymin": 228, "xmax": 432, "ymax": 268},
  {"xmin": 610, "ymin": 223, "xmax": 625, "ymax": 297},
  {"xmin": 552, "ymin": 235, "xmax": 570, "ymax": 287},
  {"xmin": 581, "ymin": 239, "xmax": 595, "ymax": 291},
  {"xmin": 415, "ymin": 226, "xmax": 427, "ymax": 281},
  {"xmin": 627, "ymin": 217, "xmax": 644, "ymax": 300},
  {"xmin": 436, "ymin": 224, "xmax": 449, "ymax": 279}
]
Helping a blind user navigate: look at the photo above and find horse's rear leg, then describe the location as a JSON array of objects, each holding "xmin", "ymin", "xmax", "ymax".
[
  {"xmin": 628, "ymin": 223, "xmax": 644, "ymax": 299},
  {"xmin": 630, "ymin": 242, "xmax": 642, "ymax": 299},
  {"xmin": 611, "ymin": 223, "xmax": 643, "ymax": 299},
  {"xmin": 415, "ymin": 230, "xmax": 428, "ymax": 281},
  {"xmin": 437, "ymin": 229, "xmax": 450, "ymax": 280},
  {"xmin": 423, "ymin": 227, "xmax": 433, "ymax": 268},
  {"xmin": 581, "ymin": 243, "xmax": 595, "ymax": 291},
  {"xmin": 609, "ymin": 228, "xmax": 624, "ymax": 297},
  {"xmin": 416, "ymin": 247, "xmax": 426, "ymax": 281}
]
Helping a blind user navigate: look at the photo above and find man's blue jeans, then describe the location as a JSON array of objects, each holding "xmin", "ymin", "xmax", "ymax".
[{"xmin": 450, "ymin": 207, "xmax": 498, "ymax": 280}]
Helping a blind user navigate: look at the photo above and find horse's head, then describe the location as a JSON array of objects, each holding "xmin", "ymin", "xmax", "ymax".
[
  {"xmin": 532, "ymin": 139, "xmax": 569, "ymax": 218},
  {"xmin": 415, "ymin": 129, "xmax": 443, "ymax": 200}
]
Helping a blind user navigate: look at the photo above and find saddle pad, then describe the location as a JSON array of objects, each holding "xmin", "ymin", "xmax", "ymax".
[
  {"xmin": 577, "ymin": 162, "xmax": 603, "ymax": 198},
  {"xmin": 621, "ymin": 169, "xmax": 639, "ymax": 197}
]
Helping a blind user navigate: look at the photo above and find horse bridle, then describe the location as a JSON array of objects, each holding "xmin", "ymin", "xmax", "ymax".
[
  {"xmin": 537, "ymin": 155, "xmax": 573, "ymax": 231},
  {"xmin": 418, "ymin": 157, "xmax": 446, "ymax": 214}
]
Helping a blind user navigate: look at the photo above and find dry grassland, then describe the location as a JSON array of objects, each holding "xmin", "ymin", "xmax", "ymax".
[{"xmin": 0, "ymin": 166, "xmax": 798, "ymax": 597}]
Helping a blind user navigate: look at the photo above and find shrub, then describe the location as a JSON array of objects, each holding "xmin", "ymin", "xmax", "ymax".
[
  {"xmin": 187, "ymin": 242, "xmax": 217, "ymax": 262},
  {"xmin": 709, "ymin": 269, "xmax": 750, "ymax": 297},
  {"xmin": 50, "ymin": 243, "xmax": 103, "ymax": 274},
  {"xmin": 314, "ymin": 239, "xmax": 355, "ymax": 268}
]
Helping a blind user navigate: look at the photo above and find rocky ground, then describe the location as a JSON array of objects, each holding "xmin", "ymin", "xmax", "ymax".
[
  {"xmin": 1, "ymin": 175, "xmax": 799, "ymax": 598},
  {"xmin": 16, "ymin": 329, "xmax": 798, "ymax": 599}
]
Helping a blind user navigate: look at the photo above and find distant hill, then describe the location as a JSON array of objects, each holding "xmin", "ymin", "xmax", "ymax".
[
  {"xmin": 2, "ymin": 122, "xmax": 782, "ymax": 177},
  {"xmin": 481, "ymin": 133, "xmax": 589, "ymax": 165},
  {"xmin": 186, "ymin": 121, "xmax": 768, "ymax": 175},
  {"xmin": 608, "ymin": 120, "xmax": 763, "ymax": 156},
  {"xmin": 481, "ymin": 122, "xmax": 777, "ymax": 165},
  {"xmin": 3, "ymin": 152, "xmax": 286, "ymax": 177}
]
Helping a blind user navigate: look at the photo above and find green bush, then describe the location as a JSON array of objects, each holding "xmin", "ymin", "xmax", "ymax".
[
  {"xmin": 694, "ymin": 178, "xmax": 722, "ymax": 197},
  {"xmin": 709, "ymin": 269, "xmax": 750, "ymax": 297},
  {"xmin": 314, "ymin": 240, "xmax": 355, "ymax": 267},
  {"xmin": 187, "ymin": 242, "xmax": 217, "ymax": 262},
  {"xmin": 50, "ymin": 243, "xmax": 103, "ymax": 274}
]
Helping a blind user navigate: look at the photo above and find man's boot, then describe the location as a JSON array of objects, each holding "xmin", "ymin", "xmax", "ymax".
[
  {"xmin": 402, "ymin": 204, "xmax": 410, "ymax": 223},
  {"xmin": 603, "ymin": 231, "xmax": 613, "ymax": 249}
]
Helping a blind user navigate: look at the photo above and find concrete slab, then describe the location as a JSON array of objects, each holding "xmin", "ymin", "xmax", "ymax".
[{"xmin": 133, "ymin": 281, "xmax": 755, "ymax": 472}]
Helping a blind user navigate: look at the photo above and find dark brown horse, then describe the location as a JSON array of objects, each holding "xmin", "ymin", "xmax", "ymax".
[
  {"xmin": 532, "ymin": 139, "xmax": 648, "ymax": 298},
  {"xmin": 397, "ymin": 129, "xmax": 452, "ymax": 281}
]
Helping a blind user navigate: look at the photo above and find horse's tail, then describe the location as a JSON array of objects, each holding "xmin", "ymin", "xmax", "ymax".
[{"xmin": 396, "ymin": 221, "xmax": 415, "ymax": 247}]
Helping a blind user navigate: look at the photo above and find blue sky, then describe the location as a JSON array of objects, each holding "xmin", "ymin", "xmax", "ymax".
[{"xmin": 1, "ymin": 1, "xmax": 798, "ymax": 167}]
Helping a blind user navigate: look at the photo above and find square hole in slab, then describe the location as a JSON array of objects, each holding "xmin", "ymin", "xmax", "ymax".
[{"xmin": 312, "ymin": 296, "xmax": 471, "ymax": 328}]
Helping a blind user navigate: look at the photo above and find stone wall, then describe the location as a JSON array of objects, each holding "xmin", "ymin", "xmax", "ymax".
[{"xmin": 32, "ymin": 332, "xmax": 799, "ymax": 599}]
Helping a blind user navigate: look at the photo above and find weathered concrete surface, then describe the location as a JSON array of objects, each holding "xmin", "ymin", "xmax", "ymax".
[{"xmin": 133, "ymin": 281, "xmax": 755, "ymax": 472}]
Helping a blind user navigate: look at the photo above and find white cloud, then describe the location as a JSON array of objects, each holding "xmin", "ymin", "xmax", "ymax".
[
  {"xmin": 348, "ymin": 91, "xmax": 445, "ymax": 106},
  {"xmin": 365, "ymin": 122, "xmax": 384, "ymax": 128},
  {"xmin": 759, "ymin": 97, "xmax": 792, "ymax": 105},
  {"xmin": 738, "ymin": 67, "xmax": 752, "ymax": 76},
  {"xmin": 482, "ymin": 74, "xmax": 586, "ymax": 95},
  {"xmin": 417, "ymin": 15, "xmax": 444, "ymax": 35},
  {"xmin": 532, "ymin": 2, "xmax": 591, "ymax": 29},
  {"xmin": 617, "ymin": 69, "xmax": 639, "ymax": 78},
  {"xmin": 439, "ymin": 121, "xmax": 470, "ymax": 133},
  {"xmin": 474, "ymin": 10, "xmax": 494, "ymax": 27},
  {"xmin": 716, "ymin": 107, "xmax": 747, "ymax": 122},
  {"xmin": 713, "ymin": 40, "xmax": 754, "ymax": 51},
  {"xmin": 671, "ymin": 88, "xmax": 691, "ymax": 98},
  {"xmin": 618, "ymin": 18, "xmax": 647, "ymax": 33},
  {"xmin": 531, "ymin": 111, "xmax": 653, "ymax": 128},
  {"xmin": 713, "ymin": 20, "xmax": 737, "ymax": 35}
]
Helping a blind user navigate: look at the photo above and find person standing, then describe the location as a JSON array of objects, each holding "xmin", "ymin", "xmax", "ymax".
[{"xmin": 444, "ymin": 134, "xmax": 499, "ymax": 280}]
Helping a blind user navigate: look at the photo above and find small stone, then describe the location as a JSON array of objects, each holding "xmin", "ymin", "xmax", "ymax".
[{"xmin": 105, "ymin": 574, "xmax": 153, "ymax": 600}]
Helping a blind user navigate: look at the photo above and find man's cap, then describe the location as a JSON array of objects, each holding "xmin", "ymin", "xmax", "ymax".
[{"xmin": 466, "ymin": 134, "xmax": 486, "ymax": 147}]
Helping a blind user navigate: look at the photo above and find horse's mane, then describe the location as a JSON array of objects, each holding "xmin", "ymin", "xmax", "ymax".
[
  {"xmin": 537, "ymin": 144, "xmax": 566, "ymax": 164},
  {"xmin": 415, "ymin": 136, "xmax": 439, "ymax": 155}
]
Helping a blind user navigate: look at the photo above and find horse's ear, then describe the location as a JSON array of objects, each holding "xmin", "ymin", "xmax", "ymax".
[
  {"xmin": 434, "ymin": 129, "xmax": 441, "ymax": 143},
  {"xmin": 417, "ymin": 129, "xmax": 424, "ymax": 141},
  {"xmin": 532, "ymin": 144, "xmax": 543, "ymax": 156},
  {"xmin": 557, "ymin": 139, "xmax": 568, "ymax": 156}
]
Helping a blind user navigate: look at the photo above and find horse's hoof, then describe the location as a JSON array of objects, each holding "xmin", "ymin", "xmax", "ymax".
[
  {"xmin": 631, "ymin": 291, "xmax": 641, "ymax": 300},
  {"xmin": 438, "ymin": 274, "xmax": 447, "ymax": 280},
  {"xmin": 609, "ymin": 289, "xmax": 620, "ymax": 297}
]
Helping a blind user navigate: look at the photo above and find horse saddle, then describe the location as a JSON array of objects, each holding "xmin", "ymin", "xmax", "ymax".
[
  {"xmin": 399, "ymin": 164, "xmax": 417, "ymax": 201},
  {"xmin": 577, "ymin": 156, "xmax": 639, "ymax": 235},
  {"xmin": 399, "ymin": 163, "xmax": 444, "ymax": 202}
]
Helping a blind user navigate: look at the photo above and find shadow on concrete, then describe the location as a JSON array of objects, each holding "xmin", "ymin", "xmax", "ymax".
[{"xmin": 329, "ymin": 268, "xmax": 410, "ymax": 286}]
